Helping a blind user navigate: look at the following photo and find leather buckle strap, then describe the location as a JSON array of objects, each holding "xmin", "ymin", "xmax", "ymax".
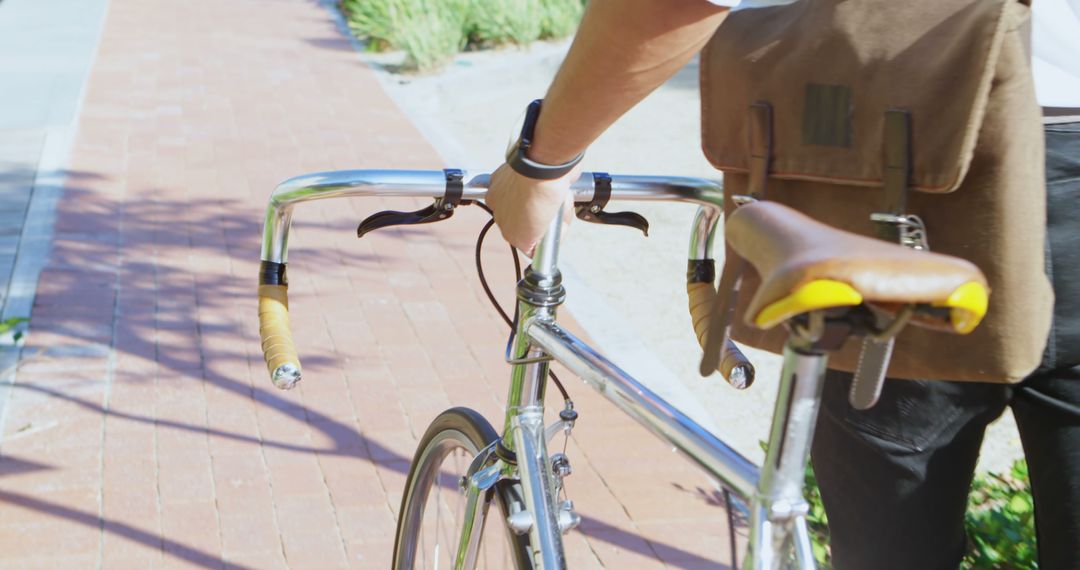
[
  {"xmin": 876, "ymin": 110, "xmax": 912, "ymax": 241},
  {"xmin": 748, "ymin": 102, "xmax": 774, "ymax": 199},
  {"xmin": 852, "ymin": 110, "xmax": 916, "ymax": 410}
]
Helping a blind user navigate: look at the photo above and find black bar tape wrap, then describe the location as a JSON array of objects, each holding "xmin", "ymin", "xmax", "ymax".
[
  {"xmin": 259, "ymin": 261, "xmax": 288, "ymax": 286},
  {"xmin": 687, "ymin": 259, "xmax": 716, "ymax": 284}
]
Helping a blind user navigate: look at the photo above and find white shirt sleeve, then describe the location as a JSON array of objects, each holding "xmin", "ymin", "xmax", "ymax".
[
  {"xmin": 704, "ymin": 0, "xmax": 741, "ymax": 7},
  {"xmin": 1031, "ymin": 0, "xmax": 1080, "ymax": 107}
]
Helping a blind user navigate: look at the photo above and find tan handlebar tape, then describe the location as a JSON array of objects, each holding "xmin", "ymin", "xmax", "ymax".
[
  {"xmin": 258, "ymin": 284, "xmax": 302, "ymax": 390},
  {"xmin": 688, "ymin": 282, "xmax": 755, "ymax": 388}
]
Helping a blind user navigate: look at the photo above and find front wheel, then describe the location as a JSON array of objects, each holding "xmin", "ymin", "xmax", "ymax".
[{"xmin": 393, "ymin": 407, "xmax": 532, "ymax": 569}]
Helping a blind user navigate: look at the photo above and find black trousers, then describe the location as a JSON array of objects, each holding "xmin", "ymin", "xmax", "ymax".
[{"xmin": 811, "ymin": 122, "xmax": 1080, "ymax": 570}]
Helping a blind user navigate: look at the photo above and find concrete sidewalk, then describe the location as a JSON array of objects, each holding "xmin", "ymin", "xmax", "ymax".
[
  {"xmin": 0, "ymin": 0, "xmax": 112, "ymax": 392},
  {"xmin": 0, "ymin": 0, "xmax": 735, "ymax": 568}
]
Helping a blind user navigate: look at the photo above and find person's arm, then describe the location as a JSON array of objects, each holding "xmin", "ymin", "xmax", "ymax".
[{"xmin": 486, "ymin": 0, "xmax": 731, "ymax": 254}]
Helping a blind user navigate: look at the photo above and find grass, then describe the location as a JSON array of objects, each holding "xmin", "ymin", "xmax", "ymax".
[
  {"xmin": 962, "ymin": 460, "xmax": 1037, "ymax": 569},
  {"xmin": 341, "ymin": 0, "xmax": 586, "ymax": 71},
  {"xmin": 0, "ymin": 317, "xmax": 27, "ymax": 343},
  {"xmin": 800, "ymin": 457, "xmax": 1037, "ymax": 569}
]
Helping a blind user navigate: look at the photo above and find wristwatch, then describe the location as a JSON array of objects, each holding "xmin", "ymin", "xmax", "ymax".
[{"xmin": 505, "ymin": 99, "xmax": 584, "ymax": 180}]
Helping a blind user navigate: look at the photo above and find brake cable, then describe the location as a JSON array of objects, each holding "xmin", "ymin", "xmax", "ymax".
[{"xmin": 473, "ymin": 202, "xmax": 571, "ymax": 404}]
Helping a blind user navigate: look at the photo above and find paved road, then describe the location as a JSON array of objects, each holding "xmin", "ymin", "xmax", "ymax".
[
  {"xmin": 0, "ymin": 0, "xmax": 736, "ymax": 567},
  {"xmin": 0, "ymin": 0, "xmax": 1027, "ymax": 566}
]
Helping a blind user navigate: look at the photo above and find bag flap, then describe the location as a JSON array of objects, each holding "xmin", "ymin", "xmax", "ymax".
[{"xmin": 701, "ymin": 0, "xmax": 1022, "ymax": 193}]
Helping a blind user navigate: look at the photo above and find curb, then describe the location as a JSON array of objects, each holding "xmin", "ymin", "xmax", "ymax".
[{"xmin": 0, "ymin": 0, "xmax": 113, "ymax": 445}]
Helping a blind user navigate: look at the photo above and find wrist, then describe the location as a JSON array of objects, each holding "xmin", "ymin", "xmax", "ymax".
[
  {"xmin": 525, "ymin": 128, "xmax": 583, "ymax": 167},
  {"xmin": 507, "ymin": 99, "xmax": 584, "ymax": 180}
]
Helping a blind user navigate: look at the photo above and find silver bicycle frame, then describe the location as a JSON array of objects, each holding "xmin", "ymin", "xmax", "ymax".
[{"xmin": 261, "ymin": 170, "xmax": 827, "ymax": 570}]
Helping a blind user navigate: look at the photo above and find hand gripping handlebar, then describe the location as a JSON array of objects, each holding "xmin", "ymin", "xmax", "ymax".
[{"xmin": 257, "ymin": 169, "xmax": 754, "ymax": 390}]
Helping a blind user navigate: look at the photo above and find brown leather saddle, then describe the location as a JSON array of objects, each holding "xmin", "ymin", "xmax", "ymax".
[{"xmin": 726, "ymin": 200, "xmax": 989, "ymax": 334}]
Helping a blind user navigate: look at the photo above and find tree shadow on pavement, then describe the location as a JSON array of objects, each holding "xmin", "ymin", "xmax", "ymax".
[
  {"xmin": 0, "ymin": 487, "xmax": 259, "ymax": 570},
  {"xmin": 1, "ymin": 165, "xmax": 734, "ymax": 567}
]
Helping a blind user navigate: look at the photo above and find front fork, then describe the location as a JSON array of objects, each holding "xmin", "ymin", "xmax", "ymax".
[
  {"xmin": 452, "ymin": 408, "xmax": 578, "ymax": 570},
  {"xmin": 456, "ymin": 207, "xmax": 577, "ymax": 569}
]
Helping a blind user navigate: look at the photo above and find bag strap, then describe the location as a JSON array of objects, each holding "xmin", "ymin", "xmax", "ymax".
[
  {"xmin": 851, "ymin": 109, "xmax": 916, "ymax": 409},
  {"xmin": 748, "ymin": 102, "xmax": 774, "ymax": 199},
  {"xmin": 877, "ymin": 109, "xmax": 913, "ymax": 241}
]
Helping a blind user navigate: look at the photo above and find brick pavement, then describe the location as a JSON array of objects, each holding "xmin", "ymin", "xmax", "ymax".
[{"xmin": 0, "ymin": 0, "xmax": 737, "ymax": 567}]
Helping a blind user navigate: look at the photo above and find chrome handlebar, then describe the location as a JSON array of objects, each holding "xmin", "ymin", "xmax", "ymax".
[
  {"xmin": 260, "ymin": 170, "xmax": 725, "ymax": 265},
  {"xmin": 257, "ymin": 169, "xmax": 751, "ymax": 389}
]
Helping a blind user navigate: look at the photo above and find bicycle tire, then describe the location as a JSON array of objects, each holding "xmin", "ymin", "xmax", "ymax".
[{"xmin": 393, "ymin": 407, "xmax": 533, "ymax": 569}]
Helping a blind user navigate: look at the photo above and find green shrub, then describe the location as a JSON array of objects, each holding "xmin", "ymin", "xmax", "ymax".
[
  {"xmin": 468, "ymin": 0, "xmax": 543, "ymax": 47},
  {"xmin": 343, "ymin": 0, "xmax": 471, "ymax": 69},
  {"xmin": 803, "ymin": 460, "xmax": 833, "ymax": 567},
  {"xmin": 0, "ymin": 317, "xmax": 27, "ymax": 343},
  {"xmin": 342, "ymin": 0, "xmax": 585, "ymax": 70},
  {"xmin": 963, "ymin": 460, "xmax": 1037, "ymax": 569},
  {"xmin": 539, "ymin": 0, "xmax": 585, "ymax": 38},
  {"xmin": 799, "ymin": 457, "xmax": 1037, "ymax": 569},
  {"xmin": 341, "ymin": 0, "xmax": 397, "ymax": 51}
]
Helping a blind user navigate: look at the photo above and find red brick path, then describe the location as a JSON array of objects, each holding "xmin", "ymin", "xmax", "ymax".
[{"xmin": 0, "ymin": 0, "xmax": 735, "ymax": 567}]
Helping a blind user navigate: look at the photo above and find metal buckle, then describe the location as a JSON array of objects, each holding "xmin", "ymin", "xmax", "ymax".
[
  {"xmin": 853, "ymin": 212, "xmax": 929, "ymax": 410},
  {"xmin": 870, "ymin": 213, "xmax": 930, "ymax": 251}
]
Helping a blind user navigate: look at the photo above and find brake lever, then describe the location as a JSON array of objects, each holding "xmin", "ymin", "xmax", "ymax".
[
  {"xmin": 357, "ymin": 203, "xmax": 448, "ymax": 237},
  {"xmin": 574, "ymin": 172, "xmax": 649, "ymax": 237},
  {"xmin": 357, "ymin": 169, "xmax": 465, "ymax": 238},
  {"xmin": 577, "ymin": 208, "xmax": 649, "ymax": 236}
]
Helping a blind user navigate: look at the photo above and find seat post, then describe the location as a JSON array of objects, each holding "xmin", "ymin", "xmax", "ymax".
[{"xmin": 746, "ymin": 333, "xmax": 828, "ymax": 570}]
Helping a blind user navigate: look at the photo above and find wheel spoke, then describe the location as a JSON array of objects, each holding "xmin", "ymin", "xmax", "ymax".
[{"xmin": 394, "ymin": 411, "xmax": 527, "ymax": 569}]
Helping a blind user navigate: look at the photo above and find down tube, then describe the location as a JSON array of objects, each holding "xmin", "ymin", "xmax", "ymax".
[{"xmin": 526, "ymin": 320, "xmax": 759, "ymax": 501}]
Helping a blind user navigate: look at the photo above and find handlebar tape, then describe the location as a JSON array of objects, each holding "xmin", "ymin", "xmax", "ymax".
[
  {"xmin": 258, "ymin": 283, "xmax": 302, "ymax": 390},
  {"xmin": 688, "ymin": 282, "xmax": 755, "ymax": 388}
]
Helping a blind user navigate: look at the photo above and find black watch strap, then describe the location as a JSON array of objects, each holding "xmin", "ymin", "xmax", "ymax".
[{"xmin": 507, "ymin": 99, "xmax": 584, "ymax": 180}]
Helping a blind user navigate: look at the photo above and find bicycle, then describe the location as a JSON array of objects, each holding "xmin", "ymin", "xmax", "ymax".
[{"xmin": 256, "ymin": 168, "xmax": 988, "ymax": 569}]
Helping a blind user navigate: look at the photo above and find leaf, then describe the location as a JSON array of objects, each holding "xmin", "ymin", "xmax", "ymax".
[
  {"xmin": 0, "ymin": 316, "xmax": 28, "ymax": 333},
  {"xmin": 0, "ymin": 317, "xmax": 28, "ymax": 344},
  {"xmin": 964, "ymin": 459, "xmax": 1037, "ymax": 568}
]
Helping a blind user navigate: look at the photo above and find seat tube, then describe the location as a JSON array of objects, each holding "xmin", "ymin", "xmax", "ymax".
[{"xmin": 747, "ymin": 341, "xmax": 828, "ymax": 570}]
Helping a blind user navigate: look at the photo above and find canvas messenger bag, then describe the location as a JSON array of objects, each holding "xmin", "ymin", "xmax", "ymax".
[{"xmin": 700, "ymin": 0, "xmax": 1053, "ymax": 382}]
